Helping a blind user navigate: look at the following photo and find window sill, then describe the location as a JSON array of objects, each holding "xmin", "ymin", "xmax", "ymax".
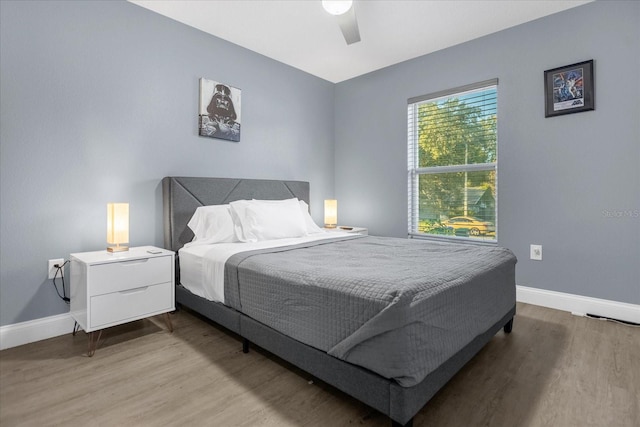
[{"xmin": 408, "ymin": 233, "xmax": 497, "ymax": 246}]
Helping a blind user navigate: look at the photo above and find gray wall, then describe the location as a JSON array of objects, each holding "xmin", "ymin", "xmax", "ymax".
[
  {"xmin": 0, "ymin": 1, "xmax": 335, "ymax": 325},
  {"xmin": 334, "ymin": 1, "xmax": 639, "ymax": 304}
]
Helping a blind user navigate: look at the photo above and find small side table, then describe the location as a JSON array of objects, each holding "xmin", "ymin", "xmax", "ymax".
[
  {"xmin": 324, "ymin": 226, "xmax": 368, "ymax": 235},
  {"xmin": 69, "ymin": 246, "xmax": 175, "ymax": 356}
]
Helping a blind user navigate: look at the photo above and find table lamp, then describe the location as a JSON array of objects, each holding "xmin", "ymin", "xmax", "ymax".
[
  {"xmin": 107, "ymin": 203, "xmax": 129, "ymax": 252},
  {"xmin": 324, "ymin": 199, "xmax": 337, "ymax": 229}
]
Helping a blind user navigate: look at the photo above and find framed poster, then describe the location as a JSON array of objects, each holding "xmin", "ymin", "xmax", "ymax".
[
  {"xmin": 199, "ymin": 78, "xmax": 241, "ymax": 141},
  {"xmin": 544, "ymin": 60, "xmax": 594, "ymax": 118}
]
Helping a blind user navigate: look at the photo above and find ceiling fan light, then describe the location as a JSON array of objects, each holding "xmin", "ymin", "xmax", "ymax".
[{"xmin": 322, "ymin": 0, "xmax": 352, "ymax": 16}]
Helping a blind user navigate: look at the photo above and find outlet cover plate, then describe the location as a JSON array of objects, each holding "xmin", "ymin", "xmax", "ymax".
[
  {"xmin": 48, "ymin": 258, "xmax": 64, "ymax": 279},
  {"xmin": 530, "ymin": 244, "xmax": 542, "ymax": 261}
]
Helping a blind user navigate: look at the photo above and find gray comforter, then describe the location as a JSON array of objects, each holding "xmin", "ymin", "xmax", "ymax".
[{"xmin": 224, "ymin": 235, "xmax": 516, "ymax": 387}]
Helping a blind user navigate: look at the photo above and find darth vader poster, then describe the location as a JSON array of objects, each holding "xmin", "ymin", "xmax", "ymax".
[{"xmin": 199, "ymin": 78, "xmax": 241, "ymax": 142}]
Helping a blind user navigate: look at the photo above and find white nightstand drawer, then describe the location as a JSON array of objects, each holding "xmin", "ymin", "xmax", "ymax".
[
  {"xmin": 90, "ymin": 281, "xmax": 173, "ymax": 328},
  {"xmin": 91, "ymin": 256, "xmax": 172, "ymax": 295}
]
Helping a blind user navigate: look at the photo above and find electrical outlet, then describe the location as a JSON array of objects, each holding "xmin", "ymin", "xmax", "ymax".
[
  {"xmin": 530, "ymin": 244, "xmax": 542, "ymax": 261},
  {"xmin": 48, "ymin": 258, "xmax": 64, "ymax": 279}
]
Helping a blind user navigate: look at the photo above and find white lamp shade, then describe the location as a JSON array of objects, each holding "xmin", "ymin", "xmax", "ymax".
[
  {"xmin": 324, "ymin": 199, "xmax": 337, "ymax": 228},
  {"xmin": 322, "ymin": 0, "xmax": 352, "ymax": 16},
  {"xmin": 107, "ymin": 203, "xmax": 129, "ymax": 246}
]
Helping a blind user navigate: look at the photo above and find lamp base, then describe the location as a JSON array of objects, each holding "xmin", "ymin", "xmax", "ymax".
[
  {"xmin": 324, "ymin": 224, "xmax": 337, "ymax": 229},
  {"xmin": 107, "ymin": 245, "xmax": 129, "ymax": 253}
]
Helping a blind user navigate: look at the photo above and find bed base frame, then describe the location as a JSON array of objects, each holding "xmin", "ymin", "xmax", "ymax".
[
  {"xmin": 177, "ymin": 284, "xmax": 514, "ymax": 427},
  {"xmin": 163, "ymin": 177, "xmax": 515, "ymax": 426}
]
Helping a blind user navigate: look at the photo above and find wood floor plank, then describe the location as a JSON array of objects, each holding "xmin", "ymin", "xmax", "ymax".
[{"xmin": 1, "ymin": 303, "xmax": 638, "ymax": 426}]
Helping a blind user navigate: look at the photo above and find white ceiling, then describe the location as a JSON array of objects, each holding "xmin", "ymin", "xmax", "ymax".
[{"xmin": 129, "ymin": 0, "xmax": 591, "ymax": 83}]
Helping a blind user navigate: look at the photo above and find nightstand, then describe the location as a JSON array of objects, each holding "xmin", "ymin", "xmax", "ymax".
[
  {"xmin": 70, "ymin": 246, "xmax": 175, "ymax": 356},
  {"xmin": 324, "ymin": 226, "xmax": 368, "ymax": 235}
]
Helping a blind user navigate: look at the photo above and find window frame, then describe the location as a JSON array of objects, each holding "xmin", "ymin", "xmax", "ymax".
[{"xmin": 407, "ymin": 79, "xmax": 498, "ymax": 243}]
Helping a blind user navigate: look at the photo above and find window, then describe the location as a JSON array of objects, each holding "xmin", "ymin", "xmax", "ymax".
[{"xmin": 408, "ymin": 79, "xmax": 498, "ymax": 241}]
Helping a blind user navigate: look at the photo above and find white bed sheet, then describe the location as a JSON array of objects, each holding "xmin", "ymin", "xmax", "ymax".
[{"xmin": 178, "ymin": 232, "xmax": 352, "ymax": 304}]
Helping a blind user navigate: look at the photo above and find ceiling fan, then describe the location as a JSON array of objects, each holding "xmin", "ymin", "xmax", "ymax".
[{"xmin": 322, "ymin": 0, "xmax": 361, "ymax": 45}]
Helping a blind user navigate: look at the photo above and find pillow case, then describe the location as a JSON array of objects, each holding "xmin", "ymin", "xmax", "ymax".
[
  {"xmin": 299, "ymin": 200, "xmax": 324, "ymax": 234},
  {"xmin": 230, "ymin": 198, "xmax": 308, "ymax": 242},
  {"xmin": 186, "ymin": 204, "xmax": 237, "ymax": 244},
  {"xmin": 228, "ymin": 199, "xmax": 255, "ymax": 242}
]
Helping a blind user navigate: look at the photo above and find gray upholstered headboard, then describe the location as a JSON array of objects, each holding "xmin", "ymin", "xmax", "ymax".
[{"xmin": 162, "ymin": 177, "xmax": 310, "ymax": 252}]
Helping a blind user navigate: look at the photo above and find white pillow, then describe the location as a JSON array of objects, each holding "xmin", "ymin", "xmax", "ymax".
[
  {"xmin": 230, "ymin": 198, "xmax": 307, "ymax": 242},
  {"xmin": 299, "ymin": 200, "xmax": 324, "ymax": 234},
  {"xmin": 186, "ymin": 205, "xmax": 237, "ymax": 244},
  {"xmin": 228, "ymin": 199, "xmax": 254, "ymax": 242}
]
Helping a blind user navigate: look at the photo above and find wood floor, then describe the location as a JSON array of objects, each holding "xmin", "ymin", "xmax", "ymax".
[{"xmin": 1, "ymin": 302, "xmax": 638, "ymax": 427}]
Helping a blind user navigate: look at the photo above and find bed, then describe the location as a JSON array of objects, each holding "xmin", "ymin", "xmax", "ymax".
[{"xmin": 162, "ymin": 176, "xmax": 517, "ymax": 427}]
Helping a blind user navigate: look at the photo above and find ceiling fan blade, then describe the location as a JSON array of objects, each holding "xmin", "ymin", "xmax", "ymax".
[{"xmin": 335, "ymin": 6, "xmax": 360, "ymax": 45}]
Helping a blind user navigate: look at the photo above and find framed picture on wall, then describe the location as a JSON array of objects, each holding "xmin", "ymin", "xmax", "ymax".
[
  {"xmin": 544, "ymin": 60, "xmax": 594, "ymax": 118},
  {"xmin": 199, "ymin": 78, "xmax": 241, "ymax": 142}
]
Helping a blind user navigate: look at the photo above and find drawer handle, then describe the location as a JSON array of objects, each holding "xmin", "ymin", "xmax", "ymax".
[
  {"xmin": 119, "ymin": 258, "xmax": 150, "ymax": 266},
  {"xmin": 119, "ymin": 286, "xmax": 149, "ymax": 295}
]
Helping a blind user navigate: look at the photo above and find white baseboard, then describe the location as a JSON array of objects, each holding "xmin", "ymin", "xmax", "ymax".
[
  {"xmin": 516, "ymin": 285, "xmax": 640, "ymax": 324},
  {"xmin": 0, "ymin": 313, "xmax": 74, "ymax": 351}
]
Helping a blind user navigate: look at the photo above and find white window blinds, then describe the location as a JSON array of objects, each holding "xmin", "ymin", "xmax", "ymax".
[{"xmin": 408, "ymin": 79, "xmax": 498, "ymax": 241}]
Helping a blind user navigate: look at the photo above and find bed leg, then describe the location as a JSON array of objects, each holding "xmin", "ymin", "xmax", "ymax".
[
  {"xmin": 242, "ymin": 338, "xmax": 250, "ymax": 353},
  {"xmin": 504, "ymin": 318, "xmax": 514, "ymax": 333},
  {"xmin": 391, "ymin": 418, "xmax": 413, "ymax": 427}
]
